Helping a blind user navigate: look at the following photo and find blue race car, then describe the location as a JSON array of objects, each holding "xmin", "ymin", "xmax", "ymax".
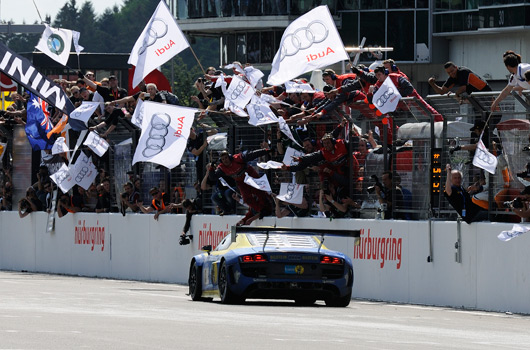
[{"xmin": 188, "ymin": 226, "xmax": 357, "ymax": 307}]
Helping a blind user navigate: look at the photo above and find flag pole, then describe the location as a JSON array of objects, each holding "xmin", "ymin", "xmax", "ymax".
[
  {"xmin": 188, "ymin": 45, "xmax": 206, "ymax": 75},
  {"xmin": 32, "ymin": 0, "xmax": 44, "ymax": 23}
]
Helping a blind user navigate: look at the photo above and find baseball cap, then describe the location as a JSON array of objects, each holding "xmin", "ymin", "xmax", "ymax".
[{"xmin": 470, "ymin": 120, "xmax": 486, "ymax": 131}]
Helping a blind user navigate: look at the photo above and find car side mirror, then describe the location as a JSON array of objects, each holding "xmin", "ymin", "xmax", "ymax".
[{"xmin": 202, "ymin": 245, "xmax": 212, "ymax": 253}]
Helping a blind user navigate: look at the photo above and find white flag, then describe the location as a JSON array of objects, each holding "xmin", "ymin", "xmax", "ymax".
[
  {"xmin": 244, "ymin": 172, "xmax": 271, "ymax": 193},
  {"xmin": 128, "ymin": 0, "xmax": 190, "ymax": 88},
  {"xmin": 284, "ymin": 81, "xmax": 315, "ymax": 93},
  {"xmin": 92, "ymin": 91, "xmax": 105, "ymax": 114},
  {"xmin": 224, "ymin": 63, "xmax": 245, "ymax": 74},
  {"xmin": 51, "ymin": 137, "xmax": 69, "ymax": 155},
  {"xmin": 84, "ymin": 131, "xmax": 109, "ymax": 157},
  {"xmin": 35, "ymin": 24, "xmax": 73, "ymax": 66},
  {"xmin": 219, "ymin": 177, "xmax": 237, "ymax": 193},
  {"xmin": 498, "ymin": 224, "xmax": 530, "ymax": 241},
  {"xmin": 50, "ymin": 163, "xmax": 75, "ymax": 193},
  {"xmin": 276, "ymin": 183, "xmax": 305, "ymax": 204},
  {"xmin": 132, "ymin": 102, "xmax": 197, "ymax": 169},
  {"xmin": 224, "ymin": 75, "xmax": 255, "ymax": 109},
  {"xmin": 278, "ymin": 117, "xmax": 301, "ymax": 147},
  {"xmin": 72, "ymin": 152, "xmax": 98, "ymax": 190},
  {"xmin": 267, "ymin": 5, "xmax": 348, "ymax": 86},
  {"xmin": 224, "ymin": 99, "xmax": 248, "ymax": 117},
  {"xmin": 71, "ymin": 30, "xmax": 84, "ymax": 55},
  {"xmin": 282, "ymin": 146, "xmax": 304, "ymax": 167},
  {"xmin": 243, "ymin": 66, "xmax": 264, "ymax": 89},
  {"xmin": 259, "ymin": 93, "xmax": 281, "ymax": 105},
  {"xmin": 257, "ymin": 160, "xmax": 284, "ymax": 170},
  {"xmin": 70, "ymin": 102, "xmax": 99, "ymax": 126},
  {"xmin": 131, "ymin": 98, "xmax": 145, "ymax": 129},
  {"xmin": 372, "ymin": 76, "xmax": 402, "ymax": 115},
  {"xmin": 472, "ymin": 139, "xmax": 498, "ymax": 175},
  {"xmin": 247, "ymin": 102, "xmax": 279, "ymax": 126}
]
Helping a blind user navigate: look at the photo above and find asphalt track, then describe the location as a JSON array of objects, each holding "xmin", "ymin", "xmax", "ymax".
[{"xmin": 1, "ymin": 270, "xmax": 529, "ymax": 350}]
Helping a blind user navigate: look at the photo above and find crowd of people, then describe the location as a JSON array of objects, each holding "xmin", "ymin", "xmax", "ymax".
[{"xmin": 1, "ymin": 49, "xmax": 530, "ymax": 231}]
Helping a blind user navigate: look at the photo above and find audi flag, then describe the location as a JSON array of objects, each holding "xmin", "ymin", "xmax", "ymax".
[
  {"xmin": 132, "ymin": 102, "xmax": 197, "ymax": 169},
  {"xmin": 222, "ymin": 75, "xmax": 255, "ymax": 109},
  {"xmin": 244, "ymin": 173, "xmax": 272, "ymax": 193},
  {"xmin": 276, "ymin": 183, "xmax": 305, "ymax": 205},
  {"xmin": 0, "ymin": 42, "xmax": 75, "ymax": 115},
  {"xmin": 372, "ymin": 76, "xmax": 402, "ymax": 115},
  {"xmin": 247, "ymin": 99, "xmax": 278, "ymax": 126},
  {"xmin": 73, "ymin": 151, "xmax": 98, "ymax": 190},
  {"xmin": 267, "ymin": 5, "xmax": 348, "ymax": 86},
  {"xmin": 84, "ymin": 131, "xmax": 109, "ymax": 157},
  {"xmin": 128, "ymin": 0, "xmax": 190, "ymax": 88},
  {"xmin": 278, "ymin": 117, "xmax": 301, "ymax": 147},
  {"xmin": 472, "ymin": 138, "xmax": 497, "ymax": 175},
  {"xmin": 50, "ymin": 163, "xmax": 75, "ymax": 193}
]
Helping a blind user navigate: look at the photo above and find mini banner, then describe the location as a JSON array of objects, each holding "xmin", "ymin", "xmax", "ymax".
[
  {"xmin": 223, "ymin": 75, "xmax": 255, "ymax": 109},
  {"xmin": 130, "ymin": 98, "xmax": 145, "ymax": 129},
  {"xmin": 243, "ymin": 66, "xmax": 264, "ymax": 88},
  {"xmin": 72, "ymin": 151, "xmax": 98, "ymax": 190},
  {"xmin": 472, "ymin": 138, "xmax": 498, "ymax": 175},
  {"xmin": 69, "ymin": 101, "xmax": 99, "ymax": 130},
  {"xmin": 282, "ymin": 146, "xmax": 304, "ymax": 167},
  {"xmin": 247, "ymin": 102, "xmax": 278, "ymax": 126},
  {"xmin": 132, "ymin": 102, "xmax": 197, "ymax": 169},
  {"xmin": 51, "ymin": 137, "xmax": 69, "ymax": 155},
  {"xmin": 278, "ymin": 117, "xmax": 301, "ymax": 147},
  {"xmin": 372, "ymin": 76, "xmax": 402, "ymax": 115},
  {"xmin": 257, "ymin": 160, "xmax": 284, "ymax": 170},
  {"xmin": 83, "ymin": 131, "xmax": 109, "ymax": 157}
]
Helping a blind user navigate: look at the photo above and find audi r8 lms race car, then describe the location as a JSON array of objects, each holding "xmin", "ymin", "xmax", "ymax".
[{"xmin": 188, "ymin": 226, "xmax": 358, "ymax": 307}]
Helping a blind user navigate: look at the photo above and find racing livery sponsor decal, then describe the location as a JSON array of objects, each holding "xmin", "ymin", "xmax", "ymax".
[
  {"xmin": 74, "ymin": 219, "xmax": 105, "ymax": 251},
  {"xmin": 353, "ymin": 228, "xmax": 402, "ymax": 269},
  {"xmin": 198, "ymin": 222, "xmax": 231, "ymax": 250}
]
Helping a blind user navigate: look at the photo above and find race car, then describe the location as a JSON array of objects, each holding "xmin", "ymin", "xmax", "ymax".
[{"xmin": 188, "ymin": 226, "xmax": 357, "ymax": 307}]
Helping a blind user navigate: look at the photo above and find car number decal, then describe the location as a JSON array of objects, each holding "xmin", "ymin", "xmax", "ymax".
[{"xmin": 285, "ymin": 265, "xmax": 304, "ymax": 274}]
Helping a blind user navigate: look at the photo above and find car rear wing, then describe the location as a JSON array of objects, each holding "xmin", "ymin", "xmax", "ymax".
[{"xmin": 231, "ymin": 226, "xmax": 361, "ymax": 253}]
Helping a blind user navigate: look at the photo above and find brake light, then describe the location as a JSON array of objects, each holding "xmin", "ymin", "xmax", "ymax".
[
  {"xmin": 240, "ymin": 254, "xmax": 267, "ymax": 263},
  {"xmin": 320, "ymin": 256, "xmax": 344, "ymax": 265}
]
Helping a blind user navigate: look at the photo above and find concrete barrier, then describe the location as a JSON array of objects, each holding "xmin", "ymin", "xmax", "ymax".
[{"xmin": 1, "ymin": 211, "xmax": 528, "ymax": 313}]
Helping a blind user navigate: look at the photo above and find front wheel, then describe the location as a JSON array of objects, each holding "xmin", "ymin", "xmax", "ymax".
[
  {"xmin": 219, "ymin": 262, "xmax": 243, "ymax": 304},
  {"xmin": 189, "ymin": 261, "xmax": 202, "ymax": 301}
]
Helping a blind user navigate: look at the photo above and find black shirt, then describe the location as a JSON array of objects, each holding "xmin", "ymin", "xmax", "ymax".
[
  {"xmin": 443, "ymin": 67, "xmax": 492, "ymax": 95},
  {"xmin": 96, "ymin": 85, "xmax": 128, "ymax": 102},
  {"xmin": 444, "ymin": 185, "xmax": 483, "ymax": 224}
]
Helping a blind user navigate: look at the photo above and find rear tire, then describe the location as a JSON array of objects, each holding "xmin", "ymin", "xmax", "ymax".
[
  {"xmin": 325, "ymin": 291, "xmax": 352, "ymax": 307},
  {"xmin": 189, "ymin": 261, "xmax": 202, "ymax": 301},
  {"xmin": 219, "ymin": 261, "xmax": 243, "ymax": 304}
]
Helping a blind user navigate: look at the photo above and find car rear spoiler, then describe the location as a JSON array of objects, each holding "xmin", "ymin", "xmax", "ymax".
[{"xmin": 231, "ymin": 226, "xmax": 361, "ymax": 253}]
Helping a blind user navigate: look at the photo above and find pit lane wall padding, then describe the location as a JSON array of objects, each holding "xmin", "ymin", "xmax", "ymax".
[{"xmin": 1, "ymin": 211, "xmax": 528, "ymax": 314}]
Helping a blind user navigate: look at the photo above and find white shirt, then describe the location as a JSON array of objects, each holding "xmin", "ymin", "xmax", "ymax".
[{"xmin": 508, "ymin": 63, "xmax": 530, "ymax": 90}]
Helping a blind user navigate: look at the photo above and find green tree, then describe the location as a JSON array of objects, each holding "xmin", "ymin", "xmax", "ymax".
[{"xmin": 53, "ymin": 0, "xmax": 79, "ymax": 29}]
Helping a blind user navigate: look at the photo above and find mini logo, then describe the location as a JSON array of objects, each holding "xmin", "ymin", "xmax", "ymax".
[{"xmin": 47, "ymin": 34, "xmax": 65, "ymax": 55}]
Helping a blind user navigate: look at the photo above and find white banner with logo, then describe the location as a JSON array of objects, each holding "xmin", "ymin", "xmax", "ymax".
[
  {"xmin": 83, "ymin": 131, "xmax": 109, "ymax": 157},
  {"xmin": 257, "ymin": 160, "xmax": 284, "ymax": 170},
  {"xmin": 244, "ymin": 173, "xmax": 271, "ymax": 193},
  {"xmin": 35, "ymin": 24, "xmax": 73, "ymax": 66},
  {"xmin": 247, "ymin": 102, "xmax": 278, "ymax": 126},
  {"xmin": 284, "ymin": 81, "xmax": 314, "ymax": 93},
  {"xmin": 131, "ymin": 98, "xmax": 145, "ymax": 129},
  {"xmin": 267, "ymin": 5, "xmax": 349, "ymax": 86},
  {"xmin": 50, "ymin": 163, "xmax": 75, "ymax": 193},
  {"xmin": 128, "ymin": 0, "xmax": 190, "ymax": 88},
  {"xmin": 282, "ymin": 146, "xmax": 304, "ymax": 167},
  {"xmin": 132, "ymin": 102, "xmax": 197, "ymax": 169},
  {"xmin": 243, "ymin": 66, "xmax": 264, "ymax": 89},
  {"xmin": 276, "ymin": 183, "xmax": 304, "ymax": 204},
  {"xmin": 473, "ymin": 139, "xmax": 498, "ymax": 175},
  {"xmin": 278, "ymin": 117, "xmax": 301, "ymax": 147},
  {"xmin": 72, "ymin": 151, "xmax": 98, "ymax": 190},
  {"xmin": 70, "ymin": 102, "xmax": 100, "ymax": 126},
  {"xmin": 52, "ymin": 137, "xmax": 69, "ymax": 155},
  {"xmin": 223, "ymin": 75, "xmax": 255, "ymax": 109},
  {"xmin": 372, "ymin": 76, "xmax": 402, "ymax": 115},
  {"xmin": 498, "ymin": 224, "xmax": 530, "ymax": 242}
]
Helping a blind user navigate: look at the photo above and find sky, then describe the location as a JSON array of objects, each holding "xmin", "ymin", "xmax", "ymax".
[{"xmin": 0, "ymin": 0, "xmax": 124, "ymax": 24}]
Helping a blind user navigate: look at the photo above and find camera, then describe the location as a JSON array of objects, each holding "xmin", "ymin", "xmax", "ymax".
[
  {"xmin": 179, "ymin": 234, "xmax": 193, "ymax": 246},
  {"xmin": 504, "ymin": 197, "xmax": 524, "ymax": 209},
  {"xmin": 197, "ymin": 77, "xmax": 205, "ymax": 84},
  {"xmin": 144, "ymin": 93, "xmax": 150, "ymax": 98},
  {"xmin": 367, "ymin": 175, "xmax": 383, "ymax": 194},
  {"xmin": 322, "ymin": 179, "xmax": 330, "ymax": 195}
]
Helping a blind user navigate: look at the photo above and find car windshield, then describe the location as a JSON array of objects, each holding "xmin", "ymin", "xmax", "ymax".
[{"xmin": 246, "ymin": 233, "xmax": 318, "ymax": 248}]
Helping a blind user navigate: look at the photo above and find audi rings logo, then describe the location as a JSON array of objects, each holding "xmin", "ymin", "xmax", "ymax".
[
  {"xmin": 142, "ymin": 113, "xmax": 171, "ymax": 158},
  {"xmin": 254, "ymin": 180, "xmax": 267, "ymax": 189},
  {"xmin": 252, "ymin": 105, "xmax": 268, "ymax": 122},
  {"xmin": 280, "ymin": 20, "xmax": 329, "ymax": 62},
  {"xmin": 138, "ymin": 18, "xmax": 168, "ymax": 55},
  {"xmin": 230, "ymin": 81, "xmax": 247, "ymax": 100},
  {"xmin": 284, "ymin": 183, "xmax": 296, "ymax": 200},
  {"xmin": 375, "ymin": 87, "xmax": 395, "ymax": 108},
  {"xmin": 89, "ymin": 133, "xmax": 104, "ymax": 149},
  {"xmin": 75, "ymin": 167, "xmax": 90, "ymax": 183},
  {"xmin": 475, "ymin": 148, "xmax": 496, "ymax": 165},
  {"xmin": 55, "ymin": 169, "xmax": 70, "ymax": 185}
]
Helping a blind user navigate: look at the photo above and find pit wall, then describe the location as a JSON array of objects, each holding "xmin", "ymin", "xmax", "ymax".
[{"xmin": 1, "ymin": 212, "xmax": 528, "ymax": 314}]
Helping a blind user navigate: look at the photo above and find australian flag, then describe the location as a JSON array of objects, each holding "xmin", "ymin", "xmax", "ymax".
[{"xmin": 25, "ymin": 92, "xmax": 55, "ymax": 150}]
